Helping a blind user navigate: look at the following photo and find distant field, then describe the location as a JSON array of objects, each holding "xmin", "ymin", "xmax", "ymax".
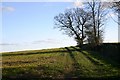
[{"xmin": 2, "ymin": 46, "xmax": 120, "ymax": 79}]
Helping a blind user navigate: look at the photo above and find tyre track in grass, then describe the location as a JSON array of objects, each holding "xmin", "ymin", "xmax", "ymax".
[
  {"xmin": 66, "ymin": 47, "xmax": 110, "ymax": 76},
  {"xmin": 70, "ymin": 47, "xmax": 107, "ymax": 75},
  {"xmin": 2, "ymin": 47, "xmax": 120, "ymax": 79},
  {"xmin": 64, "ymin": 47, "xmax": 84, "ymax": 77},
  {"xmin": 64, "ymin": 47, "xmax": 100, "ymax": 78},
  {"xmin": 70, "ymin": 47, "xmax": 120, "ymax": 78},
  {"xmin": 71, "ymin": 47, "xmax": 104, "ymax": 66}
]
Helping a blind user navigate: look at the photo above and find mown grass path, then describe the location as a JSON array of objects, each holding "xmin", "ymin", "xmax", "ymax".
[{"xmin": 2, "ymin": 47, "xmax": 120, "ymax": 79}]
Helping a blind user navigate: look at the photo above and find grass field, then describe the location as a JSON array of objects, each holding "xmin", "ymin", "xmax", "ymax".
[{"xmin": 2, "ymin": 46, "xmax": 120, "ymax": 79}]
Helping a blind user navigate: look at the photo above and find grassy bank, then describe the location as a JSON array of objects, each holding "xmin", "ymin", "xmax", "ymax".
[{"xmin": 2, "ymin": 46, "xmax": 120, "ymax": 79}]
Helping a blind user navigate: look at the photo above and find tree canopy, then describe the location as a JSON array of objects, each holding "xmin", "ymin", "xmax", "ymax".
[{"xmin": 54, "ymin": 1, "xmax": 109, "ymax": 46}]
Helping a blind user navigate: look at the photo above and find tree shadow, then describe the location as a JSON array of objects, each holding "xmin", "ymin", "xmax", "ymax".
[
  {"xmin": 71, "ymin": 46, "xmax": 120, "ymax": 70},
  {"xmin": 2, "ymin": 49, "xmax": 76, "ymax": 57},
  {"xmin": 65, "ymin": 47, "xmax": 76, "ymax": 62},
  {"xmin": 64, "ymin": 47, "xmax": 120, "ymax": 79},
  {"xmin": 3, "ymin": 47, "xmax": 120, "ymax": 79},
  {"xmin": 3, "ymin": 66, "xmax": 120, "ymax": 80},
  {"xmin": 2, "ymin": 66, "xmax": 57, "ymax": 79},
  {"xmin": 70, "ymin": 46, "xmax": 102, "ymax": 65},
  {"xmin": 64, "ymin": 47, "xmax": 82, "ymax": 77}
]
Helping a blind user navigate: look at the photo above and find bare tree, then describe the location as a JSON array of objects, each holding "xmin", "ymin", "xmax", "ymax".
[
  {"xmin": 86, "ymin": 1, "xmax": 108, "ymax": 46},
  {"xmin": 73, "ymin": 8, "xmax": 91, "ymax": 45},
  {"xmin": 54, "ymin": 8, "xmax": 91, "ymax": 46},
  {"xmin": 54, "ymin": 1, "xmax": 108, "ymax": 46}
]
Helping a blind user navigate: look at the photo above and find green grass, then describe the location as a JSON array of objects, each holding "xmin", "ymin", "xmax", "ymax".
[{"xmin": 2, "ymin": 47, "xmax": 120, "ymax": 79}]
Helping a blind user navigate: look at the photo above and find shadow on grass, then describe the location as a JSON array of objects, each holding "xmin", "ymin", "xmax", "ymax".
[
  {"xmin": 2, "ymin": 47, "xmax": 120, "ymax": 79},
  {"xmin": 64, "ymin": 47, "xmax": 120, "ymax": 80},
  {"xmin": 2, "ymin": 65, "xmax": 63, "ymax": 79},
  {"xmin": 71, "ymin": 46, "xmax": 120, "ymax": 69},
  {"xmin": 3, "ymin": 66, "xmax": 120, "ymax": 80},
  {"xmin": 65, "ymin": 47, "xmax": 76, "ymax": 62},
  {"xmin": 64, "ymin": 47, "xmax": 83, "ymax": 77},
  {"xmin": 70, "ymin": 47, "xmax": 102, "ymax": 65},
  {"xmin": 2, "ymin": 76, "xmax": 120, "ymax": 80},
  {"xmin": 86, "ymin": 50, "xmax": 120, "ymax": 68},
  {"xmin": 2, "ymin": 49, "xmax": 76, "ymax": 57}
]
